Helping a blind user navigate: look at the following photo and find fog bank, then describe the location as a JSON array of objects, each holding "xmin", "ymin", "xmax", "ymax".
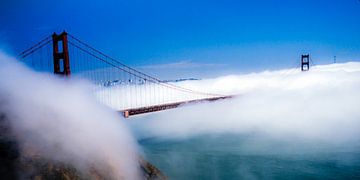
[
  {"xmin": 0, "ymin": 51, "xmax": 141, "ymax": 179},
  {"xmin": 130, "ymin": 62, "xmax": 360, "ymax": 147}
]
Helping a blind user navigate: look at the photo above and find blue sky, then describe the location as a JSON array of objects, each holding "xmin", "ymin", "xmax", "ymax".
[{"xmin": 1, "ymin": 0, "xmax": 360, "ymax": 76}]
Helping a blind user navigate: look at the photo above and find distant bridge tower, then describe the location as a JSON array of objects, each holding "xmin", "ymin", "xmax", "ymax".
[
  {"xmin": 52, "ymin": 31, "xmax": 71, "ymax": 76},
  {"xmin": 301, "ymin": 54, "xmax": 310, "ymax": 71}
]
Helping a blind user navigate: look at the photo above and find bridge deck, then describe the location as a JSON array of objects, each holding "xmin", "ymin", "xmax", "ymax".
[{"xmin": 121, "ymin": 95, "xmax": 233, "ymax": 118}]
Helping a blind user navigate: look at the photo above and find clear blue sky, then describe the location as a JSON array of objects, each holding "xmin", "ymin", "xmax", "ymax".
[{"xmin": 1, "ymin": 0, "xmax": 360, "ymax": 75}]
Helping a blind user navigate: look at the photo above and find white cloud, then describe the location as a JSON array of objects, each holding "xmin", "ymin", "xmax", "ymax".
[{"xmin": 139, "ymin": 60, "xmax": 225, "ymax": 69}]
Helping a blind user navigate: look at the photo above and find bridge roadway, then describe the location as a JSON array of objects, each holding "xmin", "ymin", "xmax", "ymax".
[{"xmin": 121, "ymin": 95, "xmax": 233, "ymax": 118}]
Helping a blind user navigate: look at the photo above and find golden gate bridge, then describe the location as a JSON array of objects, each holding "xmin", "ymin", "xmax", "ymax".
[{"xmin": 18, "ymin": 31, "xmax": 232, "ymax": 118}]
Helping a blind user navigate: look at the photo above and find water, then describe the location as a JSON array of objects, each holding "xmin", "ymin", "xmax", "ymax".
[{"xmin": 138, "ymin": 133, "xmax": 360, "ymax": 179}]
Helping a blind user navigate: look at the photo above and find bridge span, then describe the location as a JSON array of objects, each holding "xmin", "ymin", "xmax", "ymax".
[
  {"xmin": 18, "ymin": 31, "xmax": 231, "ymax": 117},
  {"xmin": 122, "ymin": 95, "xmax": 233, "ymax": 118}
]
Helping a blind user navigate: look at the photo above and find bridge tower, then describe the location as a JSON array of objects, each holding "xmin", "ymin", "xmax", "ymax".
[
  {"xmin": 52, "ymin": 31, "xmax": 71, "ymax": 76},
  {"xmin": 301, "ymin": 54, "xmax": 310, "ymax": 71}
]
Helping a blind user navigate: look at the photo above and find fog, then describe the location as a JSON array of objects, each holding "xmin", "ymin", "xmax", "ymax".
[
  {"xmin": 0, "ymin": 51, "xmax": 141, "ymax": 179},
  {"xmin": 129, "ymin": 62, "xmax": 360, "ymax": 147},
  {"xmin": 1, "ymin": 47, "xmax": 360, "ymax": 178}
]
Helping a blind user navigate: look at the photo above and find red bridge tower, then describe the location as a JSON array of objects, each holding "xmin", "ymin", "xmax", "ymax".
[{"xmin": 52, "ymin": 31, "xmax": 71, "ymax": 76}]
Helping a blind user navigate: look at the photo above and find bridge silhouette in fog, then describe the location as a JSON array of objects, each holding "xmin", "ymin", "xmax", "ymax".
[{"xmin": 18, "ymin": 31, "xmax": 231, "ymax": 118}]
